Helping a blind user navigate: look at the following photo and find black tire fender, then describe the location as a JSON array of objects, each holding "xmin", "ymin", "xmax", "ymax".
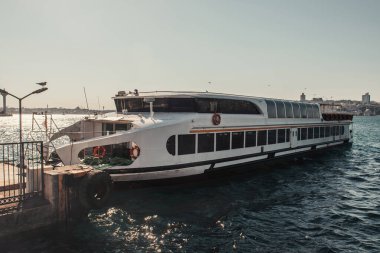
[{"xmin": 79, "ymin": 170, "xmax": 113, "ymax": 210}]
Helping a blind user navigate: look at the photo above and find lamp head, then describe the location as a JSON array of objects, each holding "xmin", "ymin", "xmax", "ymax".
[{"xmin": 33, "ymin": 87, "xmax": 48, "ymax": 94}]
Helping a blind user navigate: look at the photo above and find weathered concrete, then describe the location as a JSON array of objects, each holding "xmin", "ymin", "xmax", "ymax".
[{"xmin": 0, "ymin": 165, "xmax": 93, "ymax": 238}]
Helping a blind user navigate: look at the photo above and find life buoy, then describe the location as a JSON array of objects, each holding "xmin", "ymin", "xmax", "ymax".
[
  {"xmin": 93, "ymin": 146, "xmax": 106, "ymax": 158},
  {"xmin": 130, "ymin": 146, "xmax": 140, "ymax": 159},
  {"xmin": 212, "ymin": 113, "xmax": 221, "ymax": 125}
]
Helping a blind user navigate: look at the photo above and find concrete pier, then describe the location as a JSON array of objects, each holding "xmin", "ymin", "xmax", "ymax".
[{"xmin": 0, "ymin": 165, "xmax": 111, "ymax": 238}]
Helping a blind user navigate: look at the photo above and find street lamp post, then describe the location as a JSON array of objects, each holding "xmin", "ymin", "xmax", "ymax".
[
  {"xmin": 0, "ymin": 85, "xmax": 48, "ymax": 198},
  {"xmin": 0, "ymin": 87, "xmax": 48, "ymax": 144}
]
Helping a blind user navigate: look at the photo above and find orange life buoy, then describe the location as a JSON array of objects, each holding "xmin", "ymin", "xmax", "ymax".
[
  {"xmin": 130, "ymin": 146, "xmax": 140, "ymax": 159},
  {"xmin": 212, "ymin": 113, "xmax": 221, "ymax": 125},
  {"xmin": 93, "ymin": 146, "xmax": 106, "ymax": 158}
]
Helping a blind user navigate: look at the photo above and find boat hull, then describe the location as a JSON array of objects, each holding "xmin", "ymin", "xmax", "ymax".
[{"xmin": 109, "ymin": 139, "xmax": 350, "ymax": 182}]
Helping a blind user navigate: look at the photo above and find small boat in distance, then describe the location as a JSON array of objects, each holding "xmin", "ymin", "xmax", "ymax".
[{"xmin": 49, "ymin": 90, "xmax": 353, "ymax": 182}]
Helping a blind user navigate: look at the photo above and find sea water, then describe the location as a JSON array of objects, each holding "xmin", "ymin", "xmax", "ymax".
[{"xmin": 0, "ymin": 115, "xmax": 379, "ymax": 252}]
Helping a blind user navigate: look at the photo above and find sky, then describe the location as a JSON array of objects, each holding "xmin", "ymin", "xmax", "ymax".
[{"xmin": 0, "ymin": 0, "xmax": 379, "ymax": 109}]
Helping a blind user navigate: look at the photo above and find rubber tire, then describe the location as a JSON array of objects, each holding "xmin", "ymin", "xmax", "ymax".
[{"xmin": 79, "ymin": 170, "xmax": 113, "ymax": 210}]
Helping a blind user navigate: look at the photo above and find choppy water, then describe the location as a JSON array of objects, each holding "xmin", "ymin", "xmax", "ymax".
[{"xmin": 1, "ymin": 115, "xmax": 379, "ymax": 252}]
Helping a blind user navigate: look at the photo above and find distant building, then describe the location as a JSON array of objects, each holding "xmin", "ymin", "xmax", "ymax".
[
  {"xmin": 362, "ymin": 92, "xmax": 370, "ymax": 105},
  {"xmin": 312, "ymin": 97, "xmax": 323, "ymax": 103},
  {"xmin": 300, "ymin": 93, "xmax": 306, "ymax": 102}
]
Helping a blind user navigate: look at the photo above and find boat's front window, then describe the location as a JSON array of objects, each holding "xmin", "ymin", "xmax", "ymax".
[
  {"xmin": 115, "ymin": 97, "xmax": 262, "ymax": 114},
  {"xmin": 102, "ymin": 123, "xmax": 132, "ymax": 136}
]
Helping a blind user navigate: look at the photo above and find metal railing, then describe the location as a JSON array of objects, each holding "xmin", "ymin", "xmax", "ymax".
[{"xmin": 0, "ymin": 141, "xmax": 44, "ymax": 211}]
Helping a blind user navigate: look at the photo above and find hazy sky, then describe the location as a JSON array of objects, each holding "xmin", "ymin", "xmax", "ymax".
[{"xmin": 0, "ymin": 0, "xmax": 379, "ymax": 109}]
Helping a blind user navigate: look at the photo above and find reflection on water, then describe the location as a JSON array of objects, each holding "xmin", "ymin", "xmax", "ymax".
[{"xmin": 1, "ymin": 116, "xmax": 379, "ymax": 252}]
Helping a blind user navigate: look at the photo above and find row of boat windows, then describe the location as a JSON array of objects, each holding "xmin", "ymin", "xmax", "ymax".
[
  {"xmin": 297, "ymin": 126, "xmax": 345, "ymax": 141},
  {"xmin": 265, "ymin": 100, "xmax": 320, "ymax": 119},
  {"xmin": 115, "ymin": 98, "xmax": 262, "ymax": 114},
  {"xmin": 166, "ymin": 129, "xmax": 291, "ymax": 156}
]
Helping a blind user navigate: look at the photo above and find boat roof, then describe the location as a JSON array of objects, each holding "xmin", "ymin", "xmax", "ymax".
[{"xmin": 113, "ymin": 90, "xmax": 318, "ymax": 105}]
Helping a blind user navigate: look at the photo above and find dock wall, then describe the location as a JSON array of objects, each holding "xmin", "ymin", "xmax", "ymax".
[{"xmin": 0, "ymin": 166, "xmax": 93, "ymax": 238}]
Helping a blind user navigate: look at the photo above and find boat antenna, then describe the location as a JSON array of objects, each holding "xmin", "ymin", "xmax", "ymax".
[{"xmin": 83, "ymin": 87, "xmax": 90, "ymax": 113}]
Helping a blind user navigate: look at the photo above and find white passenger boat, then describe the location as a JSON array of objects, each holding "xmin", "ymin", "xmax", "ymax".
[{"xmin": 50, "ymin": 91, "xmax": 353, "ymax": 182}]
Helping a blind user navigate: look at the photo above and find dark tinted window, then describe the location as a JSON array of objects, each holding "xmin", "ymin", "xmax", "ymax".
[
  {"xmin": 268, "ymin": 130, "xmax": 277, "ymax": 145},
  {"xmin": 331, "ymin": 126, "xmax": 335, "ymax": 136},
  {"xmin": 257, "ymin": 130, "xmax": 267, "ymax": 146},
  {"xmin": 314, "ymin": 127, "xmax": 320, "ymax": 138},
  {"xmin": 286, "ymin": 129, "xmax": 290, "ymax": 142},
  {"xmin": 278, "ymin": 129, "xmax": 285, "ymax": 143},
  {"xmin": 102, "ymin": 123, "xmax": 114, "ymax": 135},
  {"xmin": 266, "ymin": 100, "xmax": 277, "ymax": 118},
  {"xmin": 245, "ymin": 131, "xmax": 256, "ymax": 147},
  {"xmin": 313, "ymin": 104, "xmax": 320, "ymax": 118},
  {"xmin": 216, "ymin": 132, "xmax": 230, "ymax": 151},
  {"xmin": 300, "ymin": 104, "xmax": 307, "ymax": 118},
  {"xmin": 166, "ymin": 135, "xmax": 176, "ymax": 155},
  {"xmin": 198, "ymin": 133, "xmax": 214, "ymax": 153},
  {"xmin": 178, "ymin": 134, "xmax": 195, "ymax": 155},
  {"xmin": 320, "ymin": 127, "xmax": 325, "ymax": 138},
  {"xmin": 218, "ymin": 99, "xmax": 261, "ymax": 114},
  {"xmin": 115, "ymin": 124, "xmax": 131, "ymax": 131},
  {"xmin": 306, "ymin": 104, "xmax": 313, "ymax": 118},
  {"xmin": 335, "ymin": 126, "xmax": 340, "ymax": 136},
  {"xmin": 284, "ymin": 102, "xmax": 293, "ymax": 118},
  {"xmin": 297, "ymin": 128, "xmax": 301, "ymax": 140},
  {"xmin": 275, "ymin": 101, "xmax": 285, "ymax": 118},
  {"xmin": 292, "ymin": 103, "xmax": 301, "ymax": 118},
  {"xmin": 340, "ymin": 126, "xmax": 345, "ymax": 135},
  {"xmin": 115, "ymin": 97, "xmax": 261, "ymax": 114},
  {"xmin": 232, "ymin": 132, "xmax": 244, "ymax": 149},
  {"xmin": 196, "ymin": 98, "xmax": 261, "ymax": 114},
  {"xmin": 308, "ymin": 128, "xmax": 314, "ymax": 139},
  {"xmin": 325, "ymin": 126, "xmax": 331, "ymax": 137},
  {"xmin": 301, "ymin": 128, "xmax": 307, "ymax": 140}
]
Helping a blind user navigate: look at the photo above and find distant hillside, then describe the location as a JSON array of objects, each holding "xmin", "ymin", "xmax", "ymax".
[{"xmin": 4, "ymin": 107, "xmax": 114, "ymax": 115}]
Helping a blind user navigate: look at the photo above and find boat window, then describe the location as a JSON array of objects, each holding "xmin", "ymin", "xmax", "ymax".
[
  {"xmin": 196, "ymin": 98, "xmax": 218, "ymax": 113},
  {"xmin": 245, "ymin": 131, "xmax": 256, "ymax": 147},
  {"xmin": 218, "ymin": 99, "xmax": 261, "ymax": 114},
  {"xmin": 196, "ymin": 98, "xmax": 262, "ymax": 114},
  {"xmin": 115, "ymin": 96, "xmax": 264, "ymax": 114},
  {"xmin": 268, "ymin": 130, "xmax": 277, "ymax": 145},
  {"xmin": 266, "ymin": 100, "xmax": 277, "ymax": 118},
  {"xmin": 297, "ymin": 128, "xmax": 301, "ymax": 141},
  {"xmin": 115, "ymin": 123, "xmax": 131, "ymax": 131},
  {"xmin": 320, "ymin": 127, "xmax": 325, "ymax": 138},
  {"xmin": 340, "ymin": 126, "xmax": 345, "ymax": 135},
  {"xmin": 278, "ymin": 129, "xmax": 285, "ymax": 143},
  {"xmin": 257, "ymin": 130, "xmax": 267, "ymax": 146},
  {"xmin": 102, "ymin": 123, "xmax": 114, "ymax": 135},
  {"xmin": 198, "ymin": 133, "xmax": 215, "ymax": 153},
  {"xmin": 301, "ymin": 128, "xmax": 307, "ymax": 140},
  {"xmin": 275, "ymin": 101, "xmax": 286, "ymax": 118},
  {"xmin": 312, "ymin": 104, "xmax": 320, "ymax": 118},
  {"xmin": 178, "ymin": 134, "xmax": 195, "ymax": 155},
  {"xmin": 284, "ymin": 102, "xmax": 293, "ymax": 118},
  {"xmin": 306, "ymin": 104, "xmax": 313, "ymax": 118},
  {"xmin": 166, "ymin": 136, "xmax": 176, "ymax": 156},
  {"xmin": 308, "ymin": 128, "xmax": 314, "ymax": 139},
  {"xmin": 300, "ymin": 104, "xmax": 307, "ymax": 118},
  {"xmin": 232, "ymin": 132, "xmax": 244, "ymax": 149},
  {"xmin": 292, "ymin": 103, "xmax": 301, "ymax": 118},
  {"xmin": 314, "ymin": 127, "xmax": 320, "ymax": 138},
  {"xmin": 325, "ymin": 126, "xmax": 331, "ymax": 137},
  {"xmin": 335, "ymin": 126, "xmax": 340, "ymax": 136},
  {"xmin": 286, "ymin": 129, "xmax": 290, "ymax": 142},
  {"xmin": 216, "ymin": 132, "xmax": 231, "ymax": 151}
]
